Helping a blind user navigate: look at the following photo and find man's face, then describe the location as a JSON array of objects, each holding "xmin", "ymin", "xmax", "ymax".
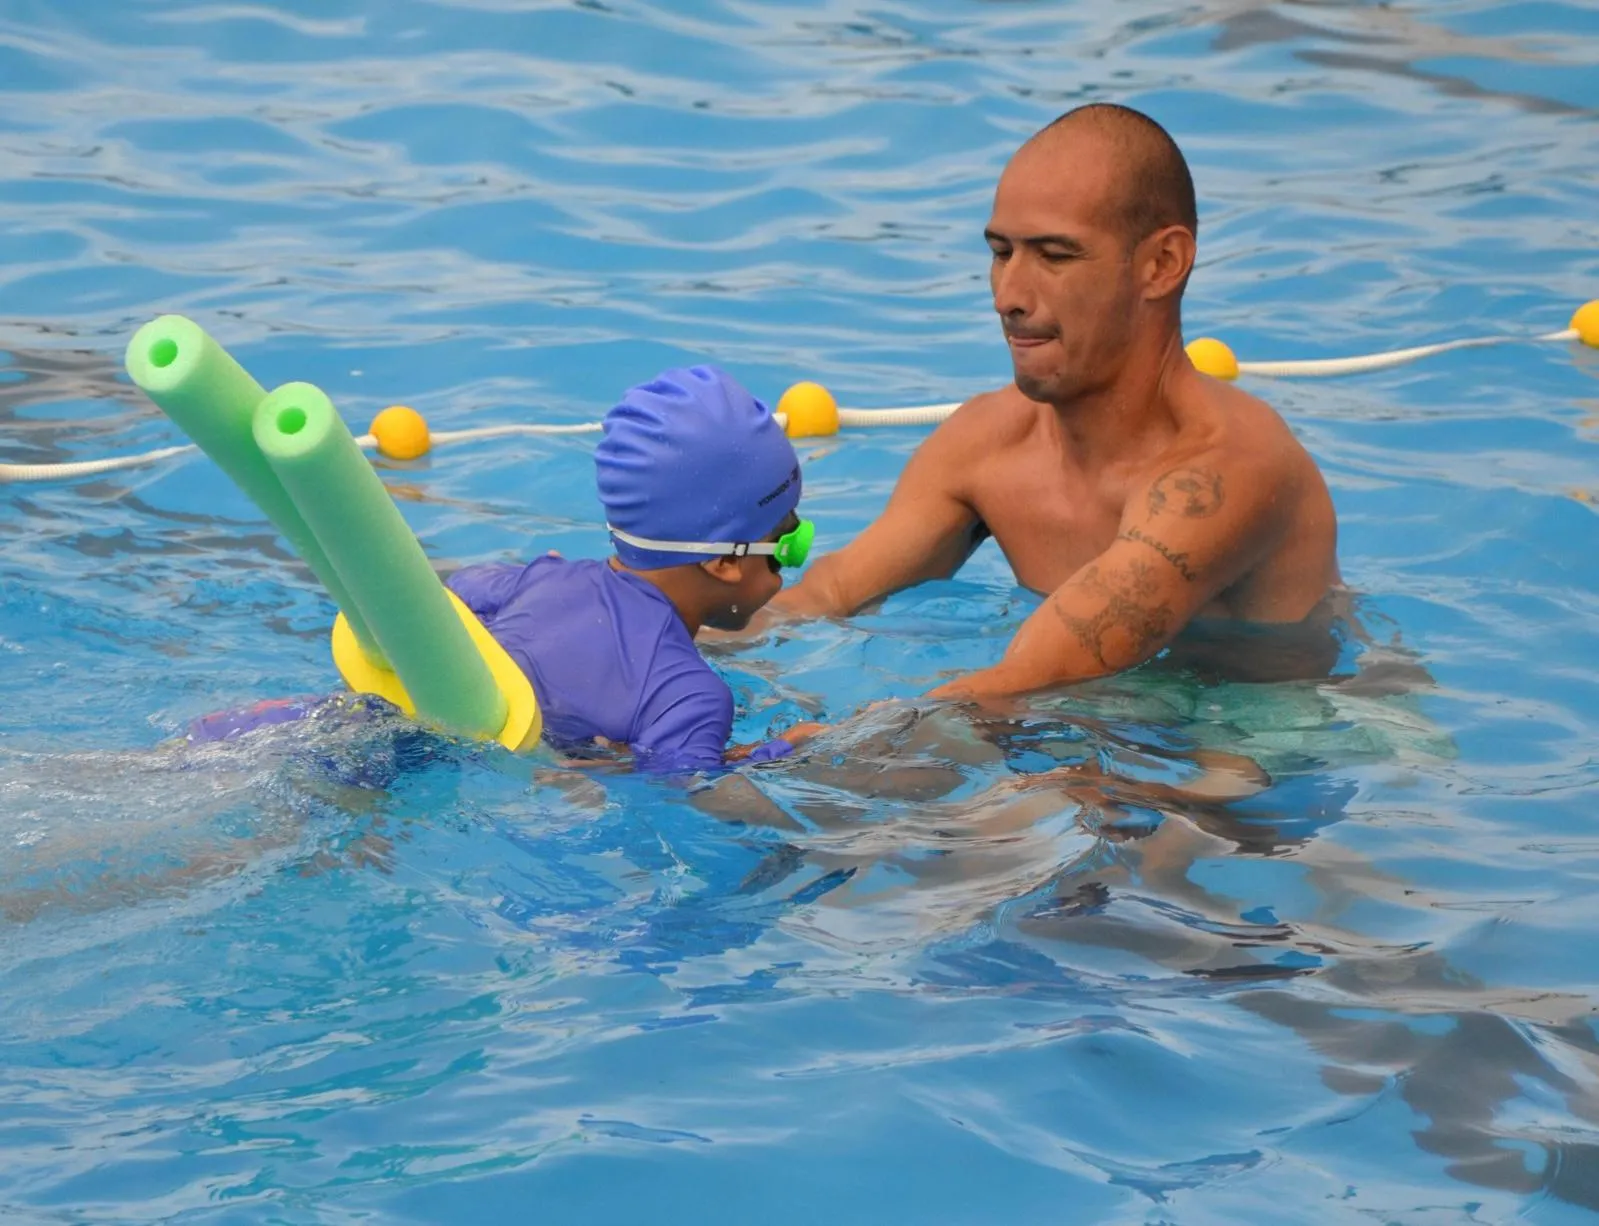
[{"xmin": 984, "ymin": 133, "xmax": 1141, "ymax": 405}]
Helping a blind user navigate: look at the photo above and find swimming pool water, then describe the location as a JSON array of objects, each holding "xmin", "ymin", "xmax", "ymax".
[{"xmin": 3, "ymin": 1, "xmax": 1599, "ymax": 1221}]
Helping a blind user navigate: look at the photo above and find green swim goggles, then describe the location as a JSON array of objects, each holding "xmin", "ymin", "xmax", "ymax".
[{"xmin": 608, "ymin": 517, "xmax": 815, "ymax": 570}]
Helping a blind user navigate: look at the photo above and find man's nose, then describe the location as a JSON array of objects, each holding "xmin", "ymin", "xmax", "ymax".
[{"xmin": 991, "ymin": 253, "xmax": 1033, "ymax": 318}]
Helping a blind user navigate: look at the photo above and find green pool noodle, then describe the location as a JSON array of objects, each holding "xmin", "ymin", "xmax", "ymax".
[
  {"xmin": 252, "ymin": 381, "xmax": 508, "ymax": 741},
  {"xmin": 123, "ymin": 315, "xmax": 386, "ymax": 665}
]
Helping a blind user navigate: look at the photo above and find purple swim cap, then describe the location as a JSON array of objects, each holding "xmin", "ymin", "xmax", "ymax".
[{"xmin": 596, "ymin": 366, "xmax": 802, "ymax": 570}]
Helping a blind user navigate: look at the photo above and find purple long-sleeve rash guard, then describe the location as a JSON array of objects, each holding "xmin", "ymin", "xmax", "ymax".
[{"xmin": 446, "ymin": 556, "xmax": 791, "ymax": 773}]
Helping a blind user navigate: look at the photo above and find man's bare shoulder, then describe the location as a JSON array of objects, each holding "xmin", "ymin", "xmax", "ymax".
[
  {"xmin": 1164, "ymin": 372, "xmax": 1322, "ymax": 492},
  {"xmin": 911, "ymin": 385, "xmax": 1039, "ymax": 478},
  {"xmin": 934, "ymin": 384, "xmax": 1039, "ymax": 443},
  {"xmin": 1138, "ymin": 370, "xmax": 1338, "ymax": 615}
]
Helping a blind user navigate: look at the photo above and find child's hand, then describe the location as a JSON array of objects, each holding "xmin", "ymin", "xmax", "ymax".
[{"xmin": 724, "ymin": 721, "xmax": 828, "ymax": 763}]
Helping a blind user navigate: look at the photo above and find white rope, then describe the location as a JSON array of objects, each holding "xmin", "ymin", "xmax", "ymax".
[
  {"xmin": 428, "ymin": 422, "xmax": 604, "ymax": 443},
  {"xmin": 0, "ymin": 444, "xmax": 196, "ymax": 482},
  {"xmin": 1, "ymin": 324, "xmax": 1585, "ymax": 483},
  {"xmin": 0, "ymin": 423, "xmax": 605, "ymax": 483},
  {"xmin": 1238, "ymin": 328, "xmax": 1577, "ymax": 378},
  {"xmin": 837, "ymin": 402, "xmax": 962, "ymax": 427}
]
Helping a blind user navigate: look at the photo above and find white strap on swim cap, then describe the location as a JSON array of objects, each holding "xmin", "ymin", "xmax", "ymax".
[{"xmin": 606, "ymin": 524, "xmax": 778, "ymax": 557}]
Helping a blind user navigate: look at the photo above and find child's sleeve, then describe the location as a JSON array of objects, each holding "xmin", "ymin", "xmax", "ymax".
[
  {"xmin": 630, "ymin": 660, "xmax": 737, "ymax": 775},
  {"xmin": 739, "ymin": 738, "xmax": 795, "ymax": 763},
  {"xmin": 445, "ymin": 562, "xmax": 533, "ymax": 620}
]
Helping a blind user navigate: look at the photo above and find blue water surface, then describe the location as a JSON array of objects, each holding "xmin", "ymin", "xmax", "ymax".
[{"xmin": 3, "ymin": 1, "xmax": 1599, "ymax": 1222}]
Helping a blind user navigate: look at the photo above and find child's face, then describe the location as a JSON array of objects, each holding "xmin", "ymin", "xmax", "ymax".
[{"xmin": 702, "ymin": 510, "xmax": 798, "ymax": 631}]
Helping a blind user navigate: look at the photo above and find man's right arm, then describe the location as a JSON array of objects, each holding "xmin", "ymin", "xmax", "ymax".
[{"xmin": 771, "ymin": 397, "xmax": 994, "ymax": 618}]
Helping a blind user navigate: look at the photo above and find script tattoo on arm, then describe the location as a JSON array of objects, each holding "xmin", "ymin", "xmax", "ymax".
[
  {"xmin": 1119, "ymin": 525, "xmax": 1197, "ymax": 582},
  {"xmin": 1147, "ymin": 467, "xmax": 1224, "ymax": 519},
  {"xmin": 1050, "ymin": 559, "xmax": 1174, "ymax": 671}
]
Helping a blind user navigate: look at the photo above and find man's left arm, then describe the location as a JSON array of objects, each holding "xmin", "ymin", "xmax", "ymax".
[{"xmin": 929, "ymin": 456, "xmax": 1282, "ymax": 701}]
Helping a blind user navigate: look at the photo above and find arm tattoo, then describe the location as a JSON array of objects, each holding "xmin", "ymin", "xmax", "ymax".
[
  {"xmin": 1148, "ymin": 467, "xmax": 1224, "ymax": 519},
  {"xmin": 1119, "ymin": 525, "xmax": 1197, "ymax": 582},
  {"xmin": 1050, "ymin": 560, "xmax": 1173, "ymax": 670}
]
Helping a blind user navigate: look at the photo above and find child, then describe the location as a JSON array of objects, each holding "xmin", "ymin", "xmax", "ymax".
[
  {"xmin": 193, "ymin": 365, "xmax": 810, "ymax": 772},
  {"xmin": 443, "ymin": 365, "xmax": 809, "ymax": 771}
]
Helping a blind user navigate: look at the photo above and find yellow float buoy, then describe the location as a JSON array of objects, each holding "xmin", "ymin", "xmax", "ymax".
[
  {"xmin": 1186, "ymin": 337, "xmax": 1240, "ymax": 381},
  {"xmin": 370, "ymin": 405, "xmax": 432, "ymax": 460},
  {"xmin": 1571, "ymin": 300, "xmax": 1599, "ymax": 349},
  {"xmin": 777, "ymin": 381, "xmax": 840, "ymax": 438}
]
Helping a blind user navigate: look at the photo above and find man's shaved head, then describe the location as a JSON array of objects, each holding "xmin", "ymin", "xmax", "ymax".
[
  {"xmin": 1035, "ymin": 104, "xmax": 1197, "ymax": 248},
  {"xmin": 986, "ymin": 103, "xmax": 1200, "ymax": 405}
]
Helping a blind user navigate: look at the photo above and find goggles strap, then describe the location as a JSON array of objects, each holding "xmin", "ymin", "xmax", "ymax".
[{"xmin": 607, "ymin": 524, "xmax": 774, "ymax": 556}]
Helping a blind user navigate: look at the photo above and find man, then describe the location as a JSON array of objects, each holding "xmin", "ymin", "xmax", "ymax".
[{"xmin": 771, "ymin": 103, "xmax": 1341, "ymax": 700}]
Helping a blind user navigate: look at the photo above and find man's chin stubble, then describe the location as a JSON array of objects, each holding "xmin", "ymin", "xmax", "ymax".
[{"xmin": 1014, "ymin": 371, "xmax": 1055, "ymax": 403}]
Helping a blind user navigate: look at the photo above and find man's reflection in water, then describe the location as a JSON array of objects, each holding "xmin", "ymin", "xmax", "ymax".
[
  {"xmin": 1239, "ymin": 980, "xmax": 1599, "ymax": 1212},
  {"xmin": 705, "ymin": 604, "xmax": 1599, "ymax": 1214}
]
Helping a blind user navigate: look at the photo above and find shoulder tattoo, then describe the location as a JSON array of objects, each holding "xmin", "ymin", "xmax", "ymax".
[
  {"xmin": 1148, "ymin": 467, "xmax": 1224, "ymax": 519},
  {"xmin": 1119, "ymin": 525, "xmax": 1197, "ymax": 582}
]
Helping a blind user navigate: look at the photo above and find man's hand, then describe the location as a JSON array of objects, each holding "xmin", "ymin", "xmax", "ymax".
[
  {"xmin": 930, "ymin": 455, "xmax": 1283, "ymax": 701},
  {"xmin": 778, "ymin": 720, "xmax": 830, "ymax": 745}
]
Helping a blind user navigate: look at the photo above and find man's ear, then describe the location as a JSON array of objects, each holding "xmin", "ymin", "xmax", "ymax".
[
  {"xmin": 699, "ymin": 556, "xmax": 744, "ymax": 585},
  {"xmin": 1139, "ymin": 224, "xmax": 1195, "ymax": 302}
]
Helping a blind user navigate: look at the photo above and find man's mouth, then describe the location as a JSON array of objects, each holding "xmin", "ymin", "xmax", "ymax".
[{"xmin": 1005, "ymin": 330, "xmax": 1056, "ymax": 348}]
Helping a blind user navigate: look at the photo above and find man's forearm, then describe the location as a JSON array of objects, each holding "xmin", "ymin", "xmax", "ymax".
[
  {"xmin": 925, "ymin": 664, "xmax": 1048, "ymax": 704},
  {"xmin": 769, "ymin": 554, "xmax": 860, "ymax": 618},
  {"xmin": 925, "ymin": 648, "xmax": 1115, "ymax": 704}
]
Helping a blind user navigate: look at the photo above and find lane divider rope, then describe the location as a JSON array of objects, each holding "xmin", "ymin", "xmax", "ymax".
[{"xmin": 5, "ymin": 299, "xmax": 1594, "ymax": 483}]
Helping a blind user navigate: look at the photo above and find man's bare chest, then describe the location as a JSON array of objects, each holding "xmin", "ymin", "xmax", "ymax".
[
  {"xmin": 966, "ymin": 460, "xmax": 1245, "ymax": 620},
  {"xmin": 967, "ymin": 466, "xmax": 1124, "ymax": 595}
]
